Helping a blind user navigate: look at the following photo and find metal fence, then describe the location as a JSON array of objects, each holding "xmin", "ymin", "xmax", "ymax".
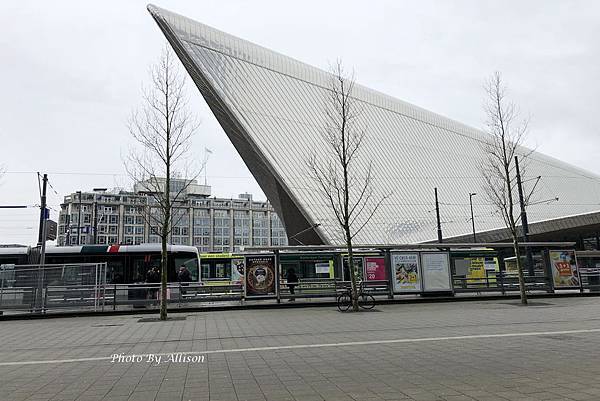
[
  {"xmin": 0, "ymin": 263, "xmax": 107, "ymax": 314},
  {"xmin": 2, "ymin": 263, "xmax": 600, "ymax": 316}
]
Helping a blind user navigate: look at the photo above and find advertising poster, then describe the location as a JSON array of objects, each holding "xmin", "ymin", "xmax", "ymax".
[
  {"xmin": 391, "ymin": 253, "xmax": 421, "ymax": 292},
  {"xmin": 315, "ymin": 262, "xmax": 330, "ymax": 274},
  {"xmin": 421, "ymin": 252, "xmax": 452, "ymax": 292},
  {"xmin": 244, "ymin": 255, "xmax": 276, "ymax": 297},
  {"xmin": 550, "ymin": 250, "xmax": 580, "ymax": 288},
  {"xmin": 364, "ymin": 257, "xmax": 387, "ymax": 281},
  {"xmin": 231, "ymin": 258, "xmax": 245, "ymax": 285},
  {"xmin": 467, "ymin": 258, "xmax": 485, "ymax": 279},
  {"xmin": 466, "ymin": 258, "xmax": 486, "ymax": 285},
  {"xmin": 484, "ymin": 257, "xmax": 499, "ymax": 271}
]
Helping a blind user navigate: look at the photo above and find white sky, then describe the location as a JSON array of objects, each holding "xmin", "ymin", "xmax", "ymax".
[{"xmin": 1, "ymin": 0, "xmax": 599, "ymax": 245}]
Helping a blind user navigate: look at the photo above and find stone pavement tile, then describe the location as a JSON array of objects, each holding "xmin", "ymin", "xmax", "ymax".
[
  {"xmin": 405, "ymin": 393, "xmax": 443, "ymax": 401},
  {"xmin": 459, "ymin": 390, "xmax": 498, "ymax": 399},
  {"xmin": 581, "ymin": 387, "xmax": 600, "ymax": 396},
  {"xmin": 50, "ymin": 395, "xmax": 79, "ymax": 401},
  {"xmin": 565, "ymin": 393, "xmax": 598, "ymax": 400},
  {"xmin": 237, "ymin": 395, "xmax": 267, "ymax": 401},
  {"xmin": 265, "ymin": 396, "xmax": 294, "ymax": 401},
  {"xmin": 210, "ymin": 395, "xmax": 239, "ymax": 401},
  {"xmin": 154, "ymin": 392, "xmax": 184, "ymax": 401},
  {"xmin": 126, "ymin": 391, "xmax": 158, "ymax": 401},
  {"xmin": 101, "ymin": 396, "xmax": 128, "ymax": 401}
]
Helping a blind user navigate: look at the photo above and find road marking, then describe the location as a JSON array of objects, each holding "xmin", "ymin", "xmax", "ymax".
[{"xmin": 1, "ymin": 327, "xmax": 599, "ymax": 367}]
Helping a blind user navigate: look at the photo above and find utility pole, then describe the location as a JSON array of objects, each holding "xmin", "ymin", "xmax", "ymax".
[
  {"xmin": 469, "ymin": 192, "xmax": 477, "ymax": 243},
  {"xmin": 93, "ymin": 199, "xmax": 98, "ymax": 244},
  {"xmin": 37, "ymin": 174, "xmax": 48, "ymax": 246},
  {"xmin": 76, "ymin": 191, "xmax": 82, "ymax": 245},
  {"xmin": 515, "ymin": 156, "xmax": 534, "ymax": 276},
  {"xmin": 435, "ymin": 187, "xmax": 443, "ymax": 243},
  {"xmin": 36, "ymin": 173, "xmax": 49, "ymax": 312}
]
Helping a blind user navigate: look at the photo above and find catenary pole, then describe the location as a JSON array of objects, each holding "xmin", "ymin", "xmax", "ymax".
[
  {"xmin": 469, "ymin": 193, "xmax": 477, "ymax": 243},
  {"xmin": 36, "ymin": 174, "xmax": 48, "ymax": 312},
  {"xmin": 37, "ymin": 174, "xmax": 48, "ymax": 245},
  {"xmin": 435, "ymin": 187, "xmax": 443, "ymax": 243},
  {"xmin": 515, "ymin": 156, "xmax": 534, "ymax": 276},
  {"xmin": 93, "ymin": 198, "xmax": 98, "ymax": 244},
  {"xmin": 77, "ymin": 191, "xmax": 82, "ymax": 245}
]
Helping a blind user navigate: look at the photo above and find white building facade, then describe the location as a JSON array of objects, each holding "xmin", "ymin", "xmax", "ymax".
[
  {"xmin": 148, "ymin": 5, "xmax": 600, "ymax": 245},
  {"xmin": 57, "ymin": 181, "xmax": 288, "ymax": 252}
]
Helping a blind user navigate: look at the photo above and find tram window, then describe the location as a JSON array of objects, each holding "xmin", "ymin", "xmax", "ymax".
[
  {"xmin": 215, "ymin": 262, "xmax": 231, "ymax": 278},
  {"xmin": 106, "ymin": 258, "xmax": 125, "ymax": 284},
  {"xmin": 131, "ymin": 254, "xmax": 161, "ymax": 283},
  {"xmin": 201, "ymin": 262, "xmax": 210, "ymax": 280},
  {"xmin": 174, "ymin": 254, "xmax": 199, "ymax": 281},
  {"xmin": 200, "ymin": 260, "xmax": 232, "ymax": 280},
  {"xmin": 281, "ymin": 263, "xmax": 299, "ymax": 280},
  {"xmin": 86, "ymin": 255, "xmax": 125, "ymax": 284}
]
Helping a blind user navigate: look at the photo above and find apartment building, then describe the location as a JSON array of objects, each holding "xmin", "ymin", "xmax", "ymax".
[{"xmin": 57, "ymin": 179, "xmax": 288, "ymax": 252}]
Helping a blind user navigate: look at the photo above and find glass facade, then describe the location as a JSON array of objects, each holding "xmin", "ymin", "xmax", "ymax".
[{"xmin": 149, "ymin": 5, "xmax": 600, "ymax": 244}]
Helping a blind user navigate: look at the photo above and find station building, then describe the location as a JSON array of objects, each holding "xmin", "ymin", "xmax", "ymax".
[{"xmin": 147, "ymin": 5, "xmax": 600, "ymax": 250}]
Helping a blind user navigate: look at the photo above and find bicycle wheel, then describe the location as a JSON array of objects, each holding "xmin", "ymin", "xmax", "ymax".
[
  {"xmin": 358, "ymin": 293, "xmax": 376, "ymax": 310},
  {"xmin": 337, "ymin": 293, "xmax": 351, "ymax": 312}
]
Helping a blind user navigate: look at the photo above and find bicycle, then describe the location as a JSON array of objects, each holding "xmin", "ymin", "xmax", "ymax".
[{"xmin": 337, "ymin": 281, "xmax": 376, "ymax": 312}]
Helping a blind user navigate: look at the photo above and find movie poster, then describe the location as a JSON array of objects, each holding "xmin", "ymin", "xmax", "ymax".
[
  {"xmin": 244, "ymin": 255, "xmax": 276, "ymax": 297},
  {"xmin": 391, "ymin": 253, "xmax": 421, "ymax": 292},
  {"xmin": 364, "ymin": 257, "xmax": 387, "ymax": 281},
  {"xmin": 550, "ymin": 250, "xmax": 580, "ymax": 288}
]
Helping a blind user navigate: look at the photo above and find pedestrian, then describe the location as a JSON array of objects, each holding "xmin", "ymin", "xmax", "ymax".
[
  {"xmin": 286, "ymin": 268, "xmax": 298, "ymax": 302},
  {"xmin": 146, "ymin": 266, "xmax": 161, "ymax": 304},
  {"xmin": 178, "ymin": 265, "xmax": 191, "ymax": 296}
]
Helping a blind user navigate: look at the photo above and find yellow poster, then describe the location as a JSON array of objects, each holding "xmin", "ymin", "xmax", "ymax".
[{"xmin": 467, "ymin": 258, "xmax": 485, "ymax": 285}]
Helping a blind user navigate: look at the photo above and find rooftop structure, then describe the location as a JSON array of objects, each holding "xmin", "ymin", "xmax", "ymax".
[{"xmin": 148, "ymin": 5, "xmax": 600, "ymax": 245}]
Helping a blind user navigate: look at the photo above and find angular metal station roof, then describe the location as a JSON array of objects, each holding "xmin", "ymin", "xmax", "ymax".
[{"xmin": 148, "ymin": 5, "xmax": 600, "ymax": 245}]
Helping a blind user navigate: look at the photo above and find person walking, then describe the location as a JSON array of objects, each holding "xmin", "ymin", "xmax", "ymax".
[
  {"xmin": 286, "ymin": 268, "xmax": 298, "ymax": 302},
  {"xmin": 146, "ymin": 266, "xmax": 161, "ymax": 305},
  {"xmin": 178, "ymin": 265, "xmax": 191, "ymax": 296}
]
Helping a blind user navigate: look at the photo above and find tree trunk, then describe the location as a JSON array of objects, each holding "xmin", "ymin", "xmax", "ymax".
[
  {"xmin": 160, "ymin": 163, "xmax": 171, "ymax": 321},
  {"xmin": 513, "ymin": 237, "xmax": 528, "ymax": 305},
  {"xmin": 159, "ymin": 237, "xmax": 168, "ymax": 320},
  {"xmin": 346, "ymin": 228, "xmax": 359, "ymax": 312}
]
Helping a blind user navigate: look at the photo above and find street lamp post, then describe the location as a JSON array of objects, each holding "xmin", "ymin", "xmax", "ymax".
[
  {"xmin": 77, "ymin": 191, "xmax": 82, "ymax": 245},
  {"xmin": 469, "ymin": 192, "xmax": 477, "ymax": 243}
]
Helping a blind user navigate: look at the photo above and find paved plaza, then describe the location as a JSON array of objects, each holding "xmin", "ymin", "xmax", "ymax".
[{"xmin": 1, "ymin": 297, "xmax": 600, "ymax": 401}]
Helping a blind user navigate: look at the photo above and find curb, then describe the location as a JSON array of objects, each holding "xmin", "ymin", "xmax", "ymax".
[{"xmin": 1, "ymin": 291, "xmax": 599, "ymax": 321}]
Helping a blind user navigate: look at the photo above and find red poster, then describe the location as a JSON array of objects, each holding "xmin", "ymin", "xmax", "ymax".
[{"xmin": 365, "ymin": 257, "xmax": 386, "ymax": 281}]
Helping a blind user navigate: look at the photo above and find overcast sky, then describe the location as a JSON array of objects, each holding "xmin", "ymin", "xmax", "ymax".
[{"xmin": 1, "ymin": 0, "xmax": 599, "ymax": 245}]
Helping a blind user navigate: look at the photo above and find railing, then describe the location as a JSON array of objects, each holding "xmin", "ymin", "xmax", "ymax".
[
  {"xmin": 103, "ymin": 282, "xmax": 244, "ymax": 310},
  {"xmin": 452, "ymin": 272, "xmax": 552, "ymax": 294},
  {"xmin": 579, "ymin": 269, "xmax": 600, "ymax": 292},
  {"xmin": 279, "ymin": 278, "xmax": 338, "ymax": 299},
  {"xmin": 4, "ymin": 263, "xmax": 600, "ymax": 316},
  {"xmin": 0, "ymin": 263, "xmax": 107, "ymax": 313}
]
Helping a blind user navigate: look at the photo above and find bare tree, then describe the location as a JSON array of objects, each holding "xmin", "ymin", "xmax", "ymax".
[
  {"xmin": 481, "ymin": 71, "xmax": 531, "ymax": 305},
  {"xmin": 125, "ymin": 46, "xmax": 201, "ymax": 320},
  {"xmin": 308, "ymin": 61, "xmax": 387, "ymax": 312}
]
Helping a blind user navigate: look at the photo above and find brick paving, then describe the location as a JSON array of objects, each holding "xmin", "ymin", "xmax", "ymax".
[{"xmin": 1, "ymin": 297, "xmax": 600, "ymax": 400}]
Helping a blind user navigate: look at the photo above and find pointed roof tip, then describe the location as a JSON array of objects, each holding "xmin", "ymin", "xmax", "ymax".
[{"xmin": 146, "ymin": 4, "xmax": 159, "ymax": 15}]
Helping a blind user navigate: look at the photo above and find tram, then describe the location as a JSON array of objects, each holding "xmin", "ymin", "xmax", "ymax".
[{"xmin": 0, "ymin": 244, "xmax": 200, "ymax": 284}]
